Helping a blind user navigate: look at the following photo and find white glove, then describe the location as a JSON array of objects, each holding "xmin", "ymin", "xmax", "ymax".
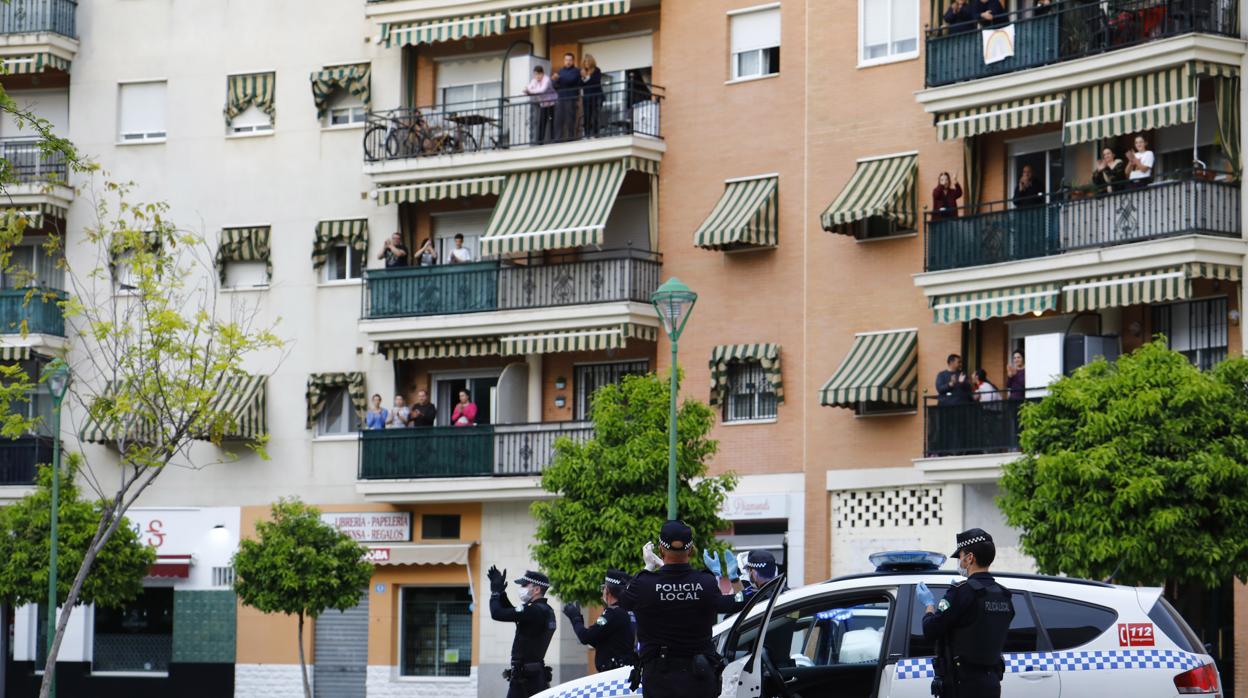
[
  {"xmin": 643, "ymin": 541, "xmax": 663, "ymax": 572},
  {"xmin": 736, "ymin": 551, "xmax": 750, "ymax": 577}
]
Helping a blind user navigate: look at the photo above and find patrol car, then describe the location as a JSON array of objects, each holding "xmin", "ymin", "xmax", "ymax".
[{"xmin": 534, "ymin": 552, "xmax": 1222, "ymax": 698}]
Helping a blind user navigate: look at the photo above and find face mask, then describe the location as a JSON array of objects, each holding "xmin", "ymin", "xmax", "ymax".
[
  {"xmin": 518, "ymin": 586, "xmax": 532, "ymax": 603},
  {"xmin": 958, "ymin": 555, "xmax": 972, "ymax": 578}
]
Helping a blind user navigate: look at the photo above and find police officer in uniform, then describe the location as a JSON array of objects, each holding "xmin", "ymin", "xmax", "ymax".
[
  {"xmin": 917, "ymin": 528, "xmax": 1015, "ymax": 698},
  {"xmin": 562, "ymin": 569, "xmax": 638, "ymax": 672},
  {"xmin": 709, "ymin": 549, "xmax": 785, "ymax": 613},
  {"xmin": 619, "ymin": 520, "xmax": 725, "ymax": 698},
  {"xmin": 487, "ymin": 565, "xmax": 557, "ymax": 698}
]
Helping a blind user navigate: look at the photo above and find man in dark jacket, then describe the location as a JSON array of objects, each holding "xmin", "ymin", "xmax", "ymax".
[
  {"xmin": 488, "ymin": 567, "xmax": 557, "ymax": 697},
  {"xmin": 552, "ymin": 52, "xmax": 581, "ymax": 142},
  {"xmin": 563, "ymin": 569, "xmax": 638, "ymax": 672},
  {"xmin": 943, "ymin": 0, "xmax": 977, "ymax": 33},
  {"xmin": 936, "ymin": 354, "xmax": 974, "ymax": 406},
  {"xmin": 974, "ymin": 0, "xmax": 1009, "ymax": 26}
]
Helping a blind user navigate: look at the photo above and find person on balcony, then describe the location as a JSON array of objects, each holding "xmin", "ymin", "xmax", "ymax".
[
  {"xmin": 408, "ymin": 389, "xmax": 437, "ymax": 427},
  {"xmin": 626, "ymin": 70, "xmax": 654, "ymax": 136},
  {"xmin": 973, "ymin": 369, "xmax": 1001, "ymax": 403},
  {"xmin": 943, "ymin": 0, "xmax": 977, "ymax": 33},
  {"xmin": 932, "ymin": 172, "xmax": 963, "ymax": 220},
  {"xmin": 974, "ymin": 0, "xmax": 1009, "ymax": 27},
  {"xmin": 1092, "ymin": 147, "xmax": 1126, "ymax": 192},
  {"xmin": 524, "ymin": 66, "xmax": 557, "ymax": 144},
  {"xmin": 580, "ymin": 54, "xmax": 603, "ymax": 138},
  {"xmin": 553, "ymin": 53, "xmax": 582, "ymax": 142},
  {"xmin": 1012, "ymin": 164, "xmax": 1045, "ymax": 208},
  {"xmin": 936, "ymin": 354, "xmax": 974, "ymax": 406},
  {"xmin": 379, "ymin": 232, "xmax": 408, "ymax": 268},
  {"xmin": 1125, "ymin": 135, "xmax": 1154, "ymax": 188},
  {"xmin": 452, "ymin": 390, "xmax": 478, "ymax": 427},
  {"xmin": 416, "ymin": 238, "xmax": 437, "ymax": 267},
  {"xmin": 365, "ymin": 393, "xmax": 388, "ymax": 430},
  {"xmin": 386, "ymin": 394, "xmax": 411, "ymax": 429},
  {"xmin": 448, "ymin": 233, "xmax": 473, "ymax": 264},
  {"xmin": 1006, "ymin": 350, "xmax": 1026, "ymax": 400},
  {"xmin": 1032, "ymin": 0, "xmax": 1054, "ymax": 17}
]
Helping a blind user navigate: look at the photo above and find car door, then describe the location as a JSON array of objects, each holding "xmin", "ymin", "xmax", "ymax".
[{"xmin": 720, "ymin": 575, "xmax": 787, "ymax": 697}]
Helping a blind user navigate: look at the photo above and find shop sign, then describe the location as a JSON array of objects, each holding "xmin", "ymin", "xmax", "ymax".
[
  {"xmin": 322, "ymin": 512, "xmax": 412, "ymax": 542},
  {"xmin": 721, "ymin": 494, "xmax": 789, "ymax": 520}
]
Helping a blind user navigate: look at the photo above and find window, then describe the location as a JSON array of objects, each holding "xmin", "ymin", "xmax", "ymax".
[
  {"xmin": 118, "ymin": 81, "xmax": 167, "ymax": 142},
  {"xmin": 326, "ymin": 90, "xmax": 367, "ymax": 127},
  {"xmin": 432, "ymin": 209, "xmax": 491, "ymax": 263},
  {"xmin": 318, "ymin": 387, "xmax": 361, "ymax": 435},
  {"xmin": 113, "ymin": 251, "xmax": 141, "ymax": 292},
  {"xmin": 728, "ymin": 594, "xmax": 892, "ymax": 668},
  {"xmin": 1153, "ymin": 297, "xmax": 1228, "ymax": 371},
  {"xmin": 2, "ymin": 243, "xmax": 62, "ymax": 289},
  {"xmin": 730, "ymin": 6, "xmax": 781, "ymax": 80},
  {"xmin": 224, "ymin": 260, "xmax": 269, "ymax": 288},
  {"xmin": 93, "ymin": 587, "xmax": 174, "ymax": 673},
  {"xmin": 574, "ymin": 360, "xmax": 649, "ymax": 419},
  {"xmin": 1031, "ymin": 594, "xmax": 1118, "ymax": 650},
  {"xmin": 421, "ymin": 514, "xmax": 461, "ymax": 540},
  {"xmin": 400, "ymin": 587, "xmax": 472, "ymax": 677},
  {"xmin": 724, "ymin": 361, "xmax": 778, "ymax": 422},
  {"xmin": 322, "ymin": 243, "xmax": 363, "ymax": 282},
  {"xmin": 230, "ymin": 104, "xmax": 273, "ymax": 135},
  {"xmin": 435, "ymin": 55, "xmax": 504, "ymax": 108},
  {"xmin": 907, "ymin": 587, "xmax": 1038, "ymax": 657},
  {"xmin": 860, "ymin": 0, "xmax": 919, "ymax": 65}
]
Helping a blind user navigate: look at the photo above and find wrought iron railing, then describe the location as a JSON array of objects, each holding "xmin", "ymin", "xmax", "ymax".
[
  {"xmin": 923, "ymin": 392, "xmax": 1041, "ymax": 457},
  {"xmin": 0, "ymin": 138, "xmax": 67, "ymax": 184},
  {"xmin": 925, "ymin": 176, "xmax": 1240, "ymax": 272},
  {"xmin": 363, "ymin": 249, "xmax": 661, "ymax": 319},
  {"xmin": 926, "ymin": 0, "xmax": 1237, "ymax": 87},
  {"xmin": 363, "ymin": 83, "xmax": 663, "ymax": 162},
  {"xmin": 0, "ymin": 288, "xmax": 66, "ymax": 336},
  {"xmin": 358, "ymin": 421, "xmax": 593, "ymax": 479},
  {"xmin": 0, "ymin": 435, "xmax": 49, "ymax": 485},
  {"xmin": 0, "ymin": 0, "xmax": 76, "ymax": 37}
]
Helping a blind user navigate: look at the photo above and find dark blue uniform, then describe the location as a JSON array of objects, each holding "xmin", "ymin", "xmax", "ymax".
[
  {"xmin": 490, "ymin": 594, "xmax": 557, "ymax": 697},
  {"xmin": 922, "ymin": 573, "xmax": 1014, "ymax": 698},
  {"xmin": 619, "ymin": 563, "xmax": 723, "ymax": 698},
  {"xmin": 566, "ymin": 604, "xmax": 637, "ymax": 672}
]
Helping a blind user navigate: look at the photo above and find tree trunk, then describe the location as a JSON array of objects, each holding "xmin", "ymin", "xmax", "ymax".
[{"xmin": 298, "ymin": 611, "xmax": 312, "ymax": 698}]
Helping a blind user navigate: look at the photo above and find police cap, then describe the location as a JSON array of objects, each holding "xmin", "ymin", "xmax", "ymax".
[
  {"xmin": 744, "ymin": 549, "xmax": 777, "ymax": 577},
  {"xmin": 952, "ymin": 528, "xmax": 993, "ymax": 558},
  {"xmin": 513, "ymin": 570, "xmax": 551, "ymax": 588},
  {"xmin": 658, "ymin": 520, "xmax": 694, "ymax": 551},
  {"xmin": 603, "ymin": 569, "xmax": 630, "ymax": 586}
]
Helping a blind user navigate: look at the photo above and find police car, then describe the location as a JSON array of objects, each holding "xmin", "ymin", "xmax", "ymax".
[{"xmin": 535, "ymin": 552, "xmax": 1222, "ymax": 698}]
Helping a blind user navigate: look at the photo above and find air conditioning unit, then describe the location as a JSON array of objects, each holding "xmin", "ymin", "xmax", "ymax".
[{"xmin": 1063, "ymin": 334, "xmax": 1122, "ymax": 375}]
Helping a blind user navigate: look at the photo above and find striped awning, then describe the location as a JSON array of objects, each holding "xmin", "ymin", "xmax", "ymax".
[
  {"xmin": 383, "ymin": 13, "xmax": 507, "ymax": 47},
  {"xmin": 1, "ymin": 203, "xmax": 67, "ymax": 229},
  {"xmin": 376, "ymin": 176, "xmax": 505, "ymax": 205},
  {"xmin": 1065, "ymin": 66, "xmax": 1196, "ymax": 145},
  {"xmin": 310, "ymin": 64, "xmax": 371, "ymax": 119},
  {"xmin": 708, "ymin": 344, "xmax": 783, "ymax": 407},
  {"xmin": 380, "ymin": 338, "xmax": 503, "ymax": 360},
  {"xmin": 216, "ymin": 226, "xmax": 272, "ymax": 284},
  {"xmin": 1, "ymin": 53, "xmax": 70, "ymax": 75},
  {"xmin": 481, "ymin": 162, "xmax": 626, "ymax": 256},
  {"xmin": 81, "ymin": 375, "xmax": 267, "ymax": 443},
  {"xmin": 509, "ymin": 0, "xmax": 630, "ymax": 28},
  {"xmin": 312, "ymin": 219, "xmax": 369, "ymax": 270},
  {"xmin": 499, "ymin": 324, "xmax": 657, "ymax": 355},
  {"xmin": 819, "ymin": 329, "xmax": 918, "ymax": 409},
  {"xmin": 1062, "ymin": 263, "xmax": 1240, "ymax": 313},
  {"xmin": 930, "ymin": 284, "xmax": 1060, "ymax": 324},
  {"xmin": 936, "ymin": 95, "xmax": 1064, "ymax": 141},
  {"xmin": 224, "ymin": 72, "xmax": 276, "ymax": 127},
  {"xmin": 306, "ymin": 372, "xmax": 366, "ymax": 430},
  {"xmin": 693, "ymin": 176, "xmax": 779, "ymax": 250},
  {"xmin": 821, "ymin": 154, "xmax": 918, "ymax": 236},
  {"xmin": 0, "ymin": 346, "xmax": 30, "ymax": 361}
]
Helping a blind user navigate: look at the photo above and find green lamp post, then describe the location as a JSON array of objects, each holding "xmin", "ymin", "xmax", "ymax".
[
  {"xmin": 650, "ymin": 277, "xmax": 697, "ymax": 521},
  {"xmin": 41, "ymin": 358, "xmax": 69, "ymax": 698}
]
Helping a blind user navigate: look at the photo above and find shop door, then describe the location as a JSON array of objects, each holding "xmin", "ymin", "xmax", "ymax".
[{"xmin": 314, "ymin": 591, "xmax": 369, "ymax": 698}]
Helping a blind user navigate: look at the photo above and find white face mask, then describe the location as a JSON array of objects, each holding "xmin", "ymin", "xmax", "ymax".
[
  {"xmin": 518, "ymin": 586, "xmax": 533, "ymax": 603},
  {"xmin": 958, "ymin": 554, "xmax": 972, "ymax": 578}
]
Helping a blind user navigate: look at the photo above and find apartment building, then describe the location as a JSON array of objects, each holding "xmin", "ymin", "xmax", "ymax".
[{"xmin": 0, "ymin": 0, "xmax": 1242, "ymax": 696}]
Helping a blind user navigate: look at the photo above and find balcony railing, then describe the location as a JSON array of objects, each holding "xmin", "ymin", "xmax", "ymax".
[
  {"xmin": 0, "ymin": 288, "xmax": 65, "ymax": 336},
  {"xmin": 363, "ymin": 83, "xmax": 663, "ymax": 162},
  {"xmin": 923, "ymin": 393, "xmax": 1041, "ymax": 457},
  {"xmin": 363, "ymin": 249, "xmax": 662, "ymax": 319},
  {"xmin": 926, "ymin": 0, "xmax": 1237, "ymax": 87},
  {"xmin": 0, "ymin": 435, "xmax": 50, "ymax": 485},
  {"xmin": 925, "ymin": 176, "xmax": 1240, "ymax": 272},
  {"xmin": 0, "ymin": 0, "xmax": 76, "ymax": 38},
  {"xmin": 1, "ymin": 139, "xmax": 67, "ymax": 184},
  {"xmin": 358, "ymin": 421, "xmax": 593, "ymax": 479}
]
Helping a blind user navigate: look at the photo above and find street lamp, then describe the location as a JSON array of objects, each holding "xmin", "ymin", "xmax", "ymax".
[
  {"xmin": 650, "ymin": 278, "xmax": 697, "ymax": 521},
  {"xmin": 40, "ymin": 358, "xmax": 69, "ymax": 698}
]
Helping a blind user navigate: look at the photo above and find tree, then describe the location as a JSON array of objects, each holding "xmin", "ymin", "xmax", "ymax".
[
  {"xmin": 999, "ymin": 340, "xmax": 1248, "ymax": 587},
  {"xmin": 0, "ymin": 456, "xmax": 154, "ymax": 608},
  {"xmin": 233, "ymin": 498, "xmax": 374, "ymax": 698},
  {"xmin": 532, "ymin": 371, "xmax": 737, "ymax": 604}
]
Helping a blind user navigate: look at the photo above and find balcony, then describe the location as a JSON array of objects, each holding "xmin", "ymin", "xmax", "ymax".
[
  {"xmin": 357, "ymin": 421, "xmax": 592, "ymax": 480},
  {"xmin": 1, "ymin": 138, "xmax": 66, "ymax": 184},
  {"xmin": 926, "ymin": 0, "xmax": 1236, "ymax": 88},
  {"xmin": 923, "ymin": 394, "xmax": 1041, "ymax": 458},
  {"xmin": 0, "ymin": 288, "xmax": 65, "ymax": 337},
  {"xmin": 0, "ymin": 435, "xmax": 50, "ymax": 485},
  {"xmin": 0, "ymin": 0, "xmax": 75, "ymax": 38},
  {"xmin": 925, "ymin": 176, "xmax": 1239, "ymax": 272}
]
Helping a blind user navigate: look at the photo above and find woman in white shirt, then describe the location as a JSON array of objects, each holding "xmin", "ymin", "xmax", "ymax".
[
  {"xmin": 1125, "ymin": 135, "xmax": 1154, "ymax": 187},
  {"xmin": 973, "ymin": 369, "xmax": 1000, "ymax": 403}
]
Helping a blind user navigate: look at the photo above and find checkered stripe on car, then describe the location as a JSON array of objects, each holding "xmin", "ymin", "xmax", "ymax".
[
  {"xmin": 553, "ymin": 678, "xmax": 639, "ymax": 698},
  {"xmin": 895, "ymin": 650, "xmax": 1205, "ymax": 679}
]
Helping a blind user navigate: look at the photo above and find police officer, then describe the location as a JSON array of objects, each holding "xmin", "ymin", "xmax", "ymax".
[
  {"xmin": 708, "ymin": 549, "xmax": 785, "ymax": 613},
  {"xmin": 562, "ymin": 569, "xmax": 638, "ymax": 672},
  {"xmin": 917, "ymin": 528, "xmax": 1015, "ymax": 698},
  {"xmin": 618, "ymin": 520, "xmax": 724, "ymax": 698},
  {"xmin": 487, "ymin": 565, "xmax": 557, "ymax": 698}
]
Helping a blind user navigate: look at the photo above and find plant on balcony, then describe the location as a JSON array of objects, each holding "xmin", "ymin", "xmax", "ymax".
[
  {"xmin": 1000, "ymin": 340, "xmax": 1248, "ymax": 588},
  {"xmin": 531, "ymin": 371, "xmax": 737, "ymax": 604},
  {"xmin": 233, "ymin": 498, "xmax": 373, "ymax": 698}
]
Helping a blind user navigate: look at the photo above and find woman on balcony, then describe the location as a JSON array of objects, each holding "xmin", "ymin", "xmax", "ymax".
[
  {"xmin": 932, "ymin": 172, "xmax": 962, "ymax": 220},
  {"xmin": 365, "ymin": 394, "xmax": 388, "ymax": 430},
  {"xmin": 1125, "ymin": 135, "xmax": 1154, "ymax": 188},
  {"xmin": 1092, "ymin": 147, "xmax": 1126, "ymax": 192},
  {"xmin": 1006, "ymin": 350, "xmax": 1026, "ymax": 400},
  {"xmin": 581, "ymin": 54, "xmax": 603, "ymax": 138},
  {"xmin": 452, "ymin": 390, "xmax": 478, "ymax": 427},
  {"xmin": 386, "ymin": 394, "xmax": 411, "ymax": 429}
]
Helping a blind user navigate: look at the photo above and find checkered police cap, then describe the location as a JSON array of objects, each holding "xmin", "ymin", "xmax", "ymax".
[{"xmin": 513, "ymin": 570, "xmax": 551, "ymax": 588}]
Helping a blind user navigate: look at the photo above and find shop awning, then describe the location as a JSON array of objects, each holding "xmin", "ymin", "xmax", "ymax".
[
  {"xmin": 1062, "ymin": 263, "xmax": 1240, "ymax": 313},
  {"xmin": 936, "ymin": 95, "xmax": 1064, "ymax": 141},
  {"xmin": 380, "ymin": 338, "xmax": 504, "ymax": 360},
  {"xmin": 368, "ymin": 543, "xmax": 473, "ymax": 566},
  {"xmin": 821, "ymin": 154, "xmax": 918, "ymax": 236},
  {"xmin": 499, "ymin": 324, "xmax": 657, "ymax": 355},
  {"xmin": 819, "ymin": 329, "xmax": 918, "ymax": 409},
  {"xmin": 376, "ymin": 176, "xmax": 505, "ymax": 205},
  {"xmin": 1065, "ymin": 66, "xmax": 1196, "ymax": 145},
  {"xmin": 383, "ymin": 13, "xmax": 507, "ymax": 48},
  {"xmin": 481, "ymin": 162, "xmax": 627, "ymax": 256},
  {"xmin": 708, "ymin": 343, "xmax": 783, "ymax": 406},
  {"xmin": 930, "ymin": 284, "xmax": 1060, "ymax": 324},
  {"xmin": 1, "ymin": 53, "xmax": 70, "ymax": 75},
  {"xmin": 147, "ymin": 555, "xmax": 192, "ymax": 579},
  {"xmin": 508, "ymin": 0, "xmax": 631, "ymax": 28},
  {"xmin": 693, "ymin": 175, "xmax": 779, "ymax": 250},
  {"xmin": 0, "ymin": 346, "xmax": 30, "ymax": 361}
]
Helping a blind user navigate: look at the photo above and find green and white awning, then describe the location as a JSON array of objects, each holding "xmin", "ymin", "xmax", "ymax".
[
  {"xmin": 383, "ymin": 13, "xmax": 507, "ymax": 47},
  {"xmin": 509, "ymin": 0, "xmax": 630, "ymax": 28},
  {"xmin": 1065, "ymin": 66, "xmax": 1195, "ymax": 145},
  {"xmin": 937, "ymin": 95, "xmax": 1064, "ymax": 141},
  {"xmin": 0, "ymin": 346, "xmax": 30, "ymax": 361},
  {"xmin": 216, "ymin": 226, "xmax": 272, "ymax": 284},
  {"xmin": 305, "ymin": 372, "xmax": 366, "ymax": 430},
  {"xmin": 376, "ymin": 176, "xmax": 505, "ymax": 205},
  {"xmin": 380, "ymin": 338, "xmax": 503, "ymax": 360},
  {"xmin": 693, "ymin": 175, "xmax": 779, "ymax": 250},
  {"xmin": 930, "ymin": 284, "xmax": 1060, "ymax": 324},
  {"xmin": 821, "ymin": 153, "xmax": 918, "ymax": 236},
  {"xmin": 819, "ymin": 329, "xmax": 918, "ymax": 409},
  {"xmin": 708, "ymin": 343, "xmax": 783, "ymax": 407},
  {"xmin": 1062, "ymin": 263, "xmax": 1241, "ymax": 312},
  {"xmin": 312, "ymin": 219, "xmax": 369, "ymax": 270},
  {"xmin": 81, "ymin": 375, "xmax": 267, "ymax": 443},
  {"xmin": 224, "ymin": 72, "xmax": 276, "ymax": 127},
  {"xmin": 499, "ymin": 324, "xmax": 657, "ymax": 355},
  {"xmin": 0, "ymin": 202, "xmax": 67, "ymax": 229},
  {"xmin": 481, "ymin": 162, "xmax": 627, "ymax": 256},
  {"xmin": 310, "ymin": 64, "xmax": 371, "ymax": 119},
  {"xmin": 1, "ymin": 53, "xmax": 70, "ymax": 75}
]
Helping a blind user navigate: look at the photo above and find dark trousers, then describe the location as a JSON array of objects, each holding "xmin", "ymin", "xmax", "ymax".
[
  {"xmin": 953, "ymin": 668, "xmax": 1002, "ymax": 698},
  {"xmin": 555, "ymin": 96, "xmax": 577, "ymax": 141},
  {"xmin": 641, "ymin": 662, "xmax": 718, "ymax": 698},
  {"xmin": 582, "ymin": 95, "xmax": 602, "ymax": 136},
  {"xmin": 505, "ymin": 666, "xmax": 549, "ymax": 698},
  {"xmin": 531, "ymin": 104, "xmax": 554, "ymax": 144}
]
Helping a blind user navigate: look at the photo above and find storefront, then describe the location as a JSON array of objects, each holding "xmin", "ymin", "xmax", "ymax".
[{"xmin": 718, "ymin": 475, "xmax": 805, "ymax": 586}]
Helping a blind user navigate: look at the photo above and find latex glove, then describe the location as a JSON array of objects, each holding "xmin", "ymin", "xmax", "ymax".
[
  {"xmin": 562, "ymin": 602, "xmax": 583, "ymax": 621},
  {"xmin": 642, "ymin": 542, "xmax": 663, "ymax": 572},
  {"xmin": 725, "ymin": 551, "xmax": 741, "ymax": 581},
  {"xmin": 916, "ymin": 581, "xmax": 935, "ymax": 610},
  {"xmin": 702, "ymin": 550, "xmax": 723, "ymax": 576},
  {"xmin": 487, "ymin": 565, "xmax": 507, "ymax": 595}
]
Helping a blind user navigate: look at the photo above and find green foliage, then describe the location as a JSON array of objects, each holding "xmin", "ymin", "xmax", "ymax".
[
  {"xmin": 532, "ymin": 371, "xmax": 737, "ymax": 604},
  {"xmin": 1000, "ymin": 340, "xmax": 1248, "ymax": 587},
  {"xmin": 232, "ymin": 499, "xmax": 373, "ymax": 619},
  {"xmin": 0, "ymin": 456, "xmax": 154, "ymax": 607}
]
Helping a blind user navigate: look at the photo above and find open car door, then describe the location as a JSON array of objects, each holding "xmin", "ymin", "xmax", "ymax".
[{"xmin": 719, "ymin": 575, "xmax": 787, "ymax": 698}]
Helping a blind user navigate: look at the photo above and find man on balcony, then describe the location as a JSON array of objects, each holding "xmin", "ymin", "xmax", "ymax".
[
  {"xmin": 553, "ymin": 52, "xmax": 582, "ymax": 143},
  {"xmin": 407, "ymin": 389, "xmax": 436, "ymax": 427},
  {"xmin": 936, "ymin": 354, "xmax": 973, "ymax": 406}
]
